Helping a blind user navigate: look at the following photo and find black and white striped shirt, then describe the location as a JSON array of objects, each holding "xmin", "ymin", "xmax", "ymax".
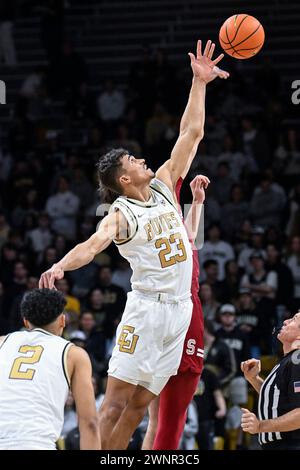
[{"xmin": 258, "ymin": 349, "xmax": 300, "ymax": 445}]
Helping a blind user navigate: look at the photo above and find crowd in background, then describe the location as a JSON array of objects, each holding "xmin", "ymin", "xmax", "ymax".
[{"xmin": 0, "ymin": 0, "xmax": 300, "ymax": 451}]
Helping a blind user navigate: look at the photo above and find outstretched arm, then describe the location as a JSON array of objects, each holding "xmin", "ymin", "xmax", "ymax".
[
  {"xmin": 156, "ymin": 40, "xmax": 229, "ymax": 193},
  {"xmin": 184, "ymin": 175, "xmax": 209, "ymax": 243},
  {"xmin": 39, "ymin": 210, "xmax": 128, "ymax": 289}
]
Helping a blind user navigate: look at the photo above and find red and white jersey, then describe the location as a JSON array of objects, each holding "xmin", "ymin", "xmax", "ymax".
[{"xmin": 175, "ymin": 177, "xmax": 204, "ymax": 374}]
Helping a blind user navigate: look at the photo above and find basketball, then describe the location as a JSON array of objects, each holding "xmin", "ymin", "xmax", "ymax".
[{"xmin": 219, "ymin": 14, "xmax": 265, "ymax": 59}]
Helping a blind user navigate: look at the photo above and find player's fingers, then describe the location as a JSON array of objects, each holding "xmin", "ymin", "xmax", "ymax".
[
  {"xmin": 49, "ymin": 273, "xmax": 56, "ymax": 289},
  {"xmin": 38, "ymin": 275, "xmax": 45, "ymax": 289},
  {"xmin": 208, "ymin": 42, "xmax": 215, "ymax": 59},
  {"xmin": 203, "ymin": 176, "xmax": 210, "ymax": 187},
  {"xmin": 212, "ymin": 53, "xmax": 224, "ymax": 65},
  {"xmin": 43, "ymin": 273, "xmax": 51, "ymax": 289},
  {"xmin": 197, "ymin": 39, "xmax": 202, "ymax": 58},
  {"xmin": 219, "ymin": 70, "xmax": 230, "ymax": 79},
  {"xmin": 241, "ymin": 408, "xmax": 250, "ymax": 414},
  {"xmin": 188, "ymin": 52, "xmax": 196, "ymax": 62},
  {"xmin": 203, "ymin": 40, "xmax": 211, "ymax": 56}
]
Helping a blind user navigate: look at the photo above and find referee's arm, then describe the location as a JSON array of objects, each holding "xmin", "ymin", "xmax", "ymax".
[
  {"xmin": 242, "ymin": 358, "xmax": 300, "ymax": 434},
  {"xmin": 259, "ymin": 409, "xmax": 300, "ymax": 433},
  {"xmin": 241, "ymin": 359, "xmax": 264, "ymax": 393},
  {"xmin": 241, "ymin": 408, "xmax": 300, "ymax": 435}
]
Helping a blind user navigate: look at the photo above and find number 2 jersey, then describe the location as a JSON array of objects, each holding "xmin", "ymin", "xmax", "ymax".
[
  {"xmin": 109, "ymin": 178, "xmax": 193, "ymax": 298},
  {"xmin": 0, "ymin": 328, "xmax": 72, "ymax": 450}
]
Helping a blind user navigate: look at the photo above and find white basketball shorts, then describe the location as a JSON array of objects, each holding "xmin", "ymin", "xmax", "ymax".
[{"xmin": 108, "ymin": 290, "xmax": 193, "ymax": 395}]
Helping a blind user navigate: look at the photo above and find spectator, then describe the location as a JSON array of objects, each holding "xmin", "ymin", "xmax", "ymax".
[
  {"xmin": 179, "ymin": 401, "xmax": 199, "ymax": 450},
  {"xmin": 277, "ymin": 129, "xmax": 300, "ymax": 185},
  {"xmin": 79, "ymin": 311, "xmax": 96, "ymax": 338},
  {"xmin": 204, "ymin": 320, "xmax": 236, "ymax": 391},
  {"xmin": 199, "ymin": 282, "xmax": 220, "ymax": 323},
  {"xmin": 213, "ymin": 162, "xmax": 235, "ymax": 206},
  {"xmin": 68, "ymin": 262, "xmax": 99, "ymax": 299},
  {"xmin": 202, "ymin": 189, "xmax": 221, "ymax": 232},
  {"xmin": 111, "ymin": 259, "xmax": 132, "ymax": 293},
  {"xmin": 61, "ymin": 392, "xmax": 77, "ymax": 440},
  {"xmin": 238, "ymin": 226, "xmax": 266, "ymax": 275},
  {"xmin": 217, "ymin": 135, "xmax": 249, "ymax": 181},
  {"xmin": 97, "ymin": 266, "xmax": 126, "ymax": 319},
  {"xmin": 56, "ymin": 278, "xmax": 81, "ymax": 315},
  {"xmin": 3, "ymin": 261, "xmax": 28, "ymax": 315},
  {"xmin": 236, "ymin": 288, "xmax": 264, "ymax": 358},
  {"xmin": 250, "ymin": 175, "xmax": 285, "ymax": 229},
  {"xmin": 0, "ymin": 243, "xmax": 18, "ymax": 284},
  {"xmin": 46, "ymin": 175, "xmax": 79, "ymax": 240},
  {"xmin": 38, "ymin": 246, "xmax": 58, "ymax": 274},
  {"xmin": 265, "ymin": 243, "xmax": 294, "ymax": 307},
  {"xmin": 201, "ymin": 260, "xmax": 225, "ymax": 301},
  {"xmin": 200, "ymin": 224, "xmax": 235, "ymax": 281},
  {"xmin": 85, "ymin": 288, "xmax": 117, "ymax": 339},
  {"xmin": 216, "ymin": 304, "xmax": 250, "ymax": 377},
  {"xmin": 9, "ymin": 276, "xmax": 38, "ymax": 331},
  {"xmin": 240, "ymin": 252, "xmax": 277, "ymax": 353},
  {"xmin": 69, "ymin": 330, "xmax": 87, "ymax": 349},
  {"xmin": 222, "ymin": 185, "xmax": 249, "ymax": 238},
  {"xmin": 69, "ymin": 168, "xmax": 95, "ymax": 211},
  {"xmin": 26, "ymin": 213, "xmax": 53, "ymax": 261},
  {"xmin": 194, "ymin": 367, "xmax": 226, "ymax": 450},
  {"xmin": 240, "ymin": 116, "xmax": 270, "ymax": 171},
  {"xmin": 110, "ymin": 124, "xmax": 142, "ymax": 158},
  {"xmin": 240, "ymin": 252, "xmax": 278, "ymax": 302},
  {"xmin": 219, "ymin": 260, "xmax": 241, "ymax": 303},
  {"xmin": 287, "ymin": 236, "xmax": 300, "ymax": 310},
  {"xmin": 53, "ymin": 234, "xmax": 69, "ymax": 259},
  {"xmin": 97, "ymin": 79, "xmax": 125, "ymax": 129}
]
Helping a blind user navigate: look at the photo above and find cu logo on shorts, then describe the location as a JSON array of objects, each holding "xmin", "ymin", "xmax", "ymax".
[{"xmin": 117, "ymin": 325, "xmax": 139, "ymax": 354}]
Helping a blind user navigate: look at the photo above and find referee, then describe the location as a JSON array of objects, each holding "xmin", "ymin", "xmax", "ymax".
[{"xmin": 241, "ymin": 311, "xmax": 300, "ymax": 450}]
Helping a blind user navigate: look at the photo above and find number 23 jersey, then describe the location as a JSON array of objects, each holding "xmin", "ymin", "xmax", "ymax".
[{"xmin": 109, "ymin": 178, "xmax": 193, "ymax": 297}]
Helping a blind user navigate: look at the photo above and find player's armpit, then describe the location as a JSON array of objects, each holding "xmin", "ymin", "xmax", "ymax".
[{"xmin": 67, "ymin": 346, "xmax": 100, "ymax": 450}]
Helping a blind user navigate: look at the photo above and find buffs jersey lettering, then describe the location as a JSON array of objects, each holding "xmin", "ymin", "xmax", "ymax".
[{"xmin": 109, "ymin": 178, "xmax": 193, "ymax": 298}]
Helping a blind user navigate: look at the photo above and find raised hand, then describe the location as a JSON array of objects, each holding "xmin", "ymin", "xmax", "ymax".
[
  {"xmin": 39, "ymin": 264, "xmax": 64, "ymax": 289},
  {"xmin": 188, "ymin": 40, "xmax": 230, "ymax": 83},
  {"xmin": 241, "ymin": 358, "xmax": 261, "ymax": 382},
  {"xmin": 190, "ymin": 174, "xmax": 210, "ymax": 204}
]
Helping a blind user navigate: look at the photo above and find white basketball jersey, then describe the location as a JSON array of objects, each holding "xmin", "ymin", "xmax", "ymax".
[
  {"xmin": 109, "ymin": 178, "xmax": 193, "ymax": 297},
  {"xmin": 0, "ymin": 328, "xmax": 72, "ymax": 450}
]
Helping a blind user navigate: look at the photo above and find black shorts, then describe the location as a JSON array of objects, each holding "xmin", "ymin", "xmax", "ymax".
[{"xmin": 261, "ymin": 440, "xmax": 300, "ymax": 450}]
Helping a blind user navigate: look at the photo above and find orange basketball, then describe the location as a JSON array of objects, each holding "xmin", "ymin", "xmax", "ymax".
[{"xmin": 219, "ymin": 14, "xmax": 265, "ymax": 59}]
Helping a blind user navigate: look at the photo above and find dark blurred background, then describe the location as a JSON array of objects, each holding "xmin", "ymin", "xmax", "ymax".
[{"xmin": 0, "ymin": 0, "xmax": 299, "ymax": 450}]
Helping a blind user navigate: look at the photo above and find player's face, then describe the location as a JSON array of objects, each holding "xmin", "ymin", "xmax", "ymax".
[
  {"xmin": 278, "ymin": 312, "xmax": 300, "ymax": 343},
  {"xmin": 120, "ymin": 154, "xmax": 154, "ymax": 187}
]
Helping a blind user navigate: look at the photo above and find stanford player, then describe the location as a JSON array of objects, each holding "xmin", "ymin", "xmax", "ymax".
[{"xmin": 143, "ymin": 174, "xmax": 207, "ymax": 449}]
